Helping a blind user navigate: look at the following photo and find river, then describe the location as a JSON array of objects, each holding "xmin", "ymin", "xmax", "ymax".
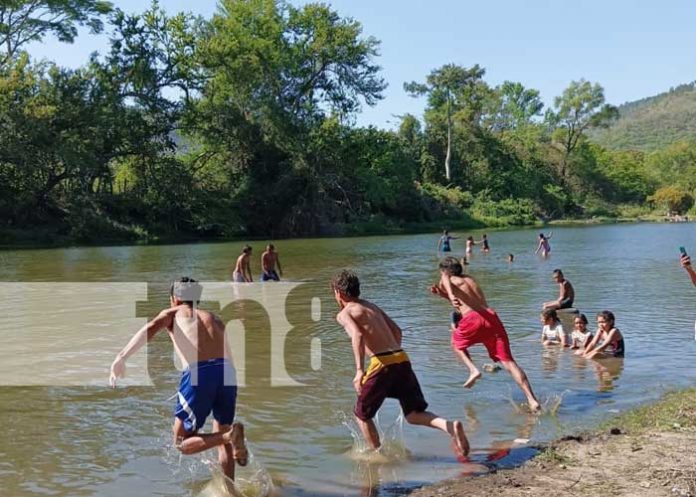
[{"xmin": 1, "ymin": 223, "xmax": 695, "ymax": 496}]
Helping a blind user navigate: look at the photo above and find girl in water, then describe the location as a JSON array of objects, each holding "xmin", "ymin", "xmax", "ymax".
[
  {"xmin": 466, "ymin": 236, "xmax": 476, "ymax": 255},
  {"xmin": 582, "ymin": 311, "xmax": 625, "ymax": 359},
  {"xmin": 571, "ymin": 314, "xmax": 593, "ymax": 351},
  {"xmin": 540, "ymin": 309, "xmax": 566, "ymax": 347},
  {"xmin": 535, "ymin": 232, "xmax": 553, "ymax": 257}
]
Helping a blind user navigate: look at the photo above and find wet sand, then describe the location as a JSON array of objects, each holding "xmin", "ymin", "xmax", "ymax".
[{"xmin": 410, "ymin": 388, "xmax": 696, "ymax": 497}]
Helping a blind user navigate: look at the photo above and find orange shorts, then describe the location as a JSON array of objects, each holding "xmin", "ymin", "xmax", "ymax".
[{"xmin": 452, "ymin": 308, "xmax": 514, "ymax": 362}]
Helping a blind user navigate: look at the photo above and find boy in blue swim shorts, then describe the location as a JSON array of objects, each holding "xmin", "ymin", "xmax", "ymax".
[{"xmin": 110, "ymin": 277, "xmax": 247, "ymax": 482}]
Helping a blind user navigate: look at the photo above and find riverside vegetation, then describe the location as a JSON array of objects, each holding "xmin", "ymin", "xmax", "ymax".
[{"xmin": 2, "ymin": 0, "xmax": 696, "ymax": 245}]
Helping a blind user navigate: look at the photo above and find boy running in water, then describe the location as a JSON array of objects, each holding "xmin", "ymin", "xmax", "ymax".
[
  {"xmin": 109, "ymin": 278, "xmax": 247, "ymax": 482},
  {"xmin": 430, "ymin": 257, "xmax": 541, "ymax": 412},
  {"xmin": 332, "ymin": 270, "xmax": 469, "ymax": 457}
]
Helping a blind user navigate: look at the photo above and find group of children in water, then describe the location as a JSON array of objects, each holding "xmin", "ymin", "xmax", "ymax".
[
  {"xmin": 108, "ymin": 230, "xmax": 631, "ymax": 485},
  {"xmin": 540, "ymin": 309, "xmax": 625, "ymax": 358}
]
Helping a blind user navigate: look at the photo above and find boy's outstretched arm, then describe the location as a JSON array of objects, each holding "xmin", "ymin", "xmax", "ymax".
[{"xmin": 109, "ymin": 307, "xmax": 178, "ymax": 387}]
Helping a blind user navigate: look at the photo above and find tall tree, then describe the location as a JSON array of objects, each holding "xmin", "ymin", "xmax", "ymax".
[
  {"xmin": 488, "ymin": 81, "xmax": 543, "ymax": 132},
  {"xmin": 404, "ymin": 64, "xmax": 485, "ymax": 181},
  {"xmin": 546, "ymin": 79, "xmax": 618, "ymax": 183},
  {"xmin": 0, "ymin": 0, "xmax": 113, "ymax": 66}
]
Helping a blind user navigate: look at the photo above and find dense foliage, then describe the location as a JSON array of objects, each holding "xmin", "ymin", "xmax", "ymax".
[{"xmin": 0, "ymin": 0, "xmax": 693, "ymax": 244}]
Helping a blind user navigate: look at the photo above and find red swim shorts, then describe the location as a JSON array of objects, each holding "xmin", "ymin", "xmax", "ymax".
[{"xmin": 452, "ymin": 308, "xmax": 514, "ymax": 362}]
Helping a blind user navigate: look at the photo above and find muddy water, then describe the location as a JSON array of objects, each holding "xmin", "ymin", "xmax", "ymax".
[{"xmin": 1, "ymin": 223, "xmax": 695, "ymax": 496}]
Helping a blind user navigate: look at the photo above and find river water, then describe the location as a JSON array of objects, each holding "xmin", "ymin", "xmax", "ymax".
[{"xmin": 1, "ymin": 223, "xmax": 695, "ymax": 496}]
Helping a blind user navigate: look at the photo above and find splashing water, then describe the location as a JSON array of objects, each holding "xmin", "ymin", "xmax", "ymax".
[
  {"xmin": 199, "ymin": 457, "xmax": 276, "ymax": 497},
  {"xmin": 507, "ymin": 390, "xmax": 566, "ymax": 417},
  {"xmin": 160, "ymin": 430, "xmax": 275, "ymax": 497},
  {"xmin": 339, "ymin": 411, "xmax": 411, "ymax": 464}
]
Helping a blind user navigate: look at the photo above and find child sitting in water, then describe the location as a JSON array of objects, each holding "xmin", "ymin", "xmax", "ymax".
[
  {"xmin": 540, "ymin": 309, "xmax": 566, "ymax": 347},
  {"xmin": 582, "ymin": 310, "xmax": 625, "ymax": 359},
  {"xmin": 570, "ymin": 314, "xmax": 593, "ymax": 351}
]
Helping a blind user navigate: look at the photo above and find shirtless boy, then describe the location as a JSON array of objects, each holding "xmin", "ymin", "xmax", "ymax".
[
  {"xmin": 261, "ymin": 244, "xmax": 283, "ymax": 281},
  {"xmin": 431, "ymin": 257, "xmax": 541, "ymax": 412},
  {"xmin": 332, "ymin": 270, "xmax": 469, "ymax": 457},
  {"xmin": 233, "ymin": 245, "xmax": 253, "ymax": 282},
  {"xmin": 542, "ymin": 269, "xmax": 574, "ymax": 310},
  {"xmin": 109, "ymin": 278, "xmax": 247, "ymax": 482}
]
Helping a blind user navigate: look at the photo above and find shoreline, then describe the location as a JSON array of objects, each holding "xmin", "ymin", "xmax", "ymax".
[
  {"xmin": 0, "ymin": 215, "xmax": 676, "ymax": 251},
  {"xmin": 410, "ymin": 388, "xmax": 696, "ymax": 497}
]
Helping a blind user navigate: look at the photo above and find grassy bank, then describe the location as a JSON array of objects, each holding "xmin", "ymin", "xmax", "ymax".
[{"xmin": 411, "ymin": 388, "xmax": 696, "ymax": 497}]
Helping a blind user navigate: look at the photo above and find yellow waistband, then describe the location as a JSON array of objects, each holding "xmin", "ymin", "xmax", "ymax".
[{"xmin": 363, "ymin": 350, "xmax": 410, "ymax": 383}]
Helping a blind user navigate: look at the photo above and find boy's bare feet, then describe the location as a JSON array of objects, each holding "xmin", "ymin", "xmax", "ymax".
[
  {"xmin": 230, "ymin": 422, "xmax": 248, "ymax": 466},
  {"xmin": 450, "ymin": 420, "xmax": 470, "ymax": 457},
  {"xmin": 463, "ymin": 370, "xmax": 482, "ymax": 389}
]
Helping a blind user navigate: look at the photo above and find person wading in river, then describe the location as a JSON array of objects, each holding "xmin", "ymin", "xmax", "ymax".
[
  {"xmin": 431, "ymin": 257, "xmax": 541, "ymax": 412},
  {"xmin": 332, "ymin": 269, "xmax": 470, "ymax": 457},
  {"xmin": 109, "ymin": 277, "xmax": 248, "ymax": 483}
]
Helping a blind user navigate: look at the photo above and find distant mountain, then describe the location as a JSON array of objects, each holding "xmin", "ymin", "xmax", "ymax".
[{"xmin": 590, "ymin": 82, "xmax": 696, "ymax": 151}]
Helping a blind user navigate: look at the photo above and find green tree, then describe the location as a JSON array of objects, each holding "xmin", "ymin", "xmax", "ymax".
[
  {"xmin": 547, "ymin": 79, "xmax": 618, "ymax": 184},
  {"xmin": 487, "ymin": 81, "xmax": 543, "ymax": 132},
  {"xmin": 191, "ymin": 0, "xmax": 387, "ymax": 235},
  {"xmin": 0, "ymin": 0, "xmax": 113, "ymax": 66},
  {"xmin": 648, "ymin": 186, "xmax": 694, "ymax": 214},
  {"xmin": 404, "ymin": 64, "xmax": 485, "ymax": 181}
]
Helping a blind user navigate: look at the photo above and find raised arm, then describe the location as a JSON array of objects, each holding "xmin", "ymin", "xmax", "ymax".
[
  {"xmin": 682, "ymin": 255, "xmax": 696, "ymax": 286},
  {"xmin": 109, "ymin": 307, "xmax": 177, "ymax": 387}
]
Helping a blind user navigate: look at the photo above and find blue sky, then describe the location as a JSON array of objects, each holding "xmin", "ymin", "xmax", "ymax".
[{"xmin": 25, "ymin": 0, "xmax": 696, "ymax": 128}]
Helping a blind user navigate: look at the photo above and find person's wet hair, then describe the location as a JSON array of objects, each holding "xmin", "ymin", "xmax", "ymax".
[
  {"xmin": 331, "ymin": 270, "xmax": 361, "ymax": 298},
  {"xmin": 541, "ymin": 308, "xmax": 558, "ymax": 323},
  {"xmin": 267, "ymin": 243, "xmax": 274, "ymax": 250},
  {"xmin": 553, "ymin": 269, "xmax": 564, "ymax": 278},
  {"xmin": 242, "ymin": 245, "xmax": 252, "ymax": 254},
  {"xmin": 575, "ymin": 313, "xmax": 588, "ymax": 325},
  {"xmin": 439, "ymin": 257, "xmax": 463, "ymax": 276},
  {"xmin": 170, "ymin": 277, "xmax": 202, "ymax": 306},
  {"xmin": 597, "ymin": 310, "xmax": 615, "ymax": 327}
]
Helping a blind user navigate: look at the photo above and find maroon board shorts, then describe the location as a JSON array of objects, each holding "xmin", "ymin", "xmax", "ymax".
[{"xmin": 354, "ymin": 358, "xmax": 428, "ymax": 421}]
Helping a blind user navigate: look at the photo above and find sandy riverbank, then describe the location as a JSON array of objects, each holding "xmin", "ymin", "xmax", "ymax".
[{"xmin": 411, "ymin": 388, "xmax": 696, "ymax": 497}]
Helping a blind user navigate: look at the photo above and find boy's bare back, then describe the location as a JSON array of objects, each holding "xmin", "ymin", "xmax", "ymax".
[
  {"xmin": 168, "ymin": 306, "xmax": 229, "ymax": 366},
  {"xmin": 337, "ymin": 300, "xmax": 401, "ymax": 356},
  {"xmin": 438, "ymin": 274, "xmax": 489, "ymax": 314}
]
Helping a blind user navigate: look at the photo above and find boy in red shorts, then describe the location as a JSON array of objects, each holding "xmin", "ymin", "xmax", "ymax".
[
  {"xmin": 332, "ymin": 270, "xmax": 469, "ymax": 456},
  {"xmin": 431, "ymin": 258, "xmax": 541, "ymax": 412}
]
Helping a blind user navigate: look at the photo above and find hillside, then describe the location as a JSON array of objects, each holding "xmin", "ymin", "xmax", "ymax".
[{"xmin": 590, "ymin": 82, "xmax": 696, "ymax": 151}]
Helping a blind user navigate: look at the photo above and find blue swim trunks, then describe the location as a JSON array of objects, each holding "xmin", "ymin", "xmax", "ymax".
[
  {"xmin": 174, "ymin": 358, "xmax": 237, "ymax": 433},
  {"xmin": 261, "ymin": 270, "xmax": 280, "ymax": 281}
]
